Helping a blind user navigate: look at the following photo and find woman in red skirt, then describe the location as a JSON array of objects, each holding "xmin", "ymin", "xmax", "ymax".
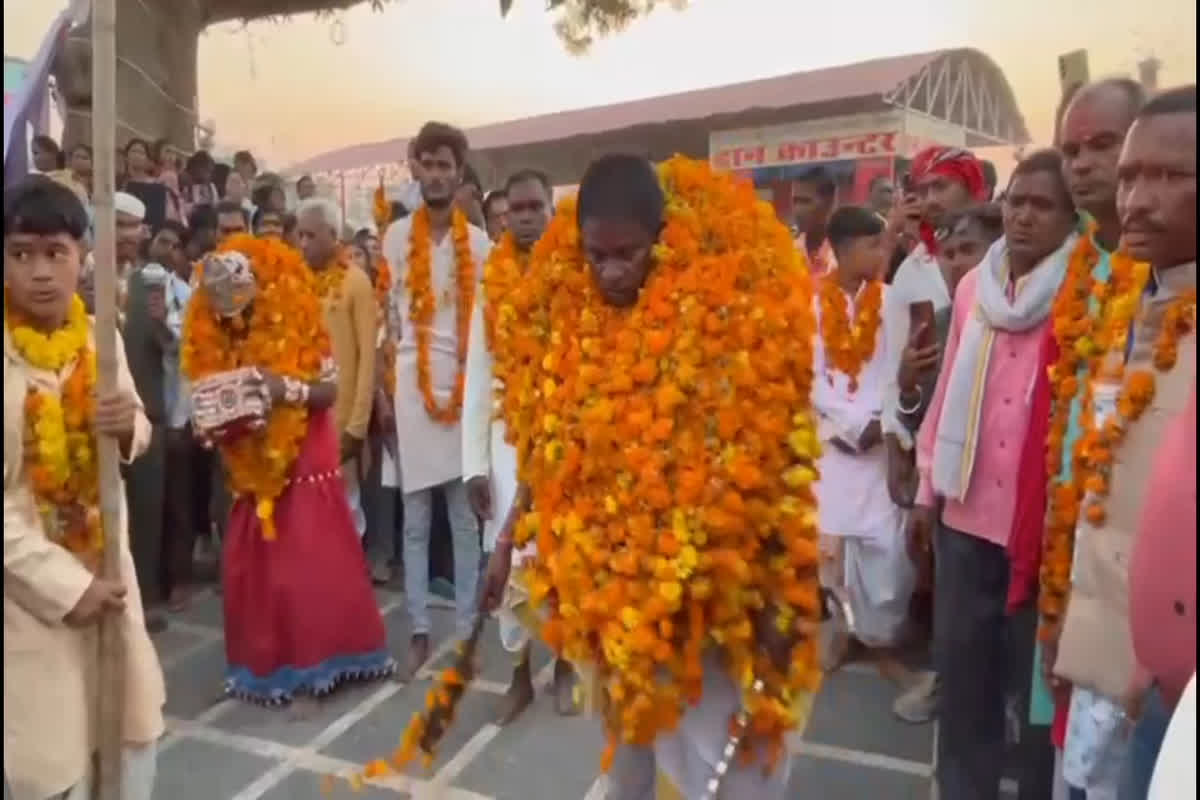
[{"xmin": 182, "ymin": 237, "xmax": 395, "ymax": 704}]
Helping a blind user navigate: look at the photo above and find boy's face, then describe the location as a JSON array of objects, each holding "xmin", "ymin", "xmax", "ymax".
[
  {"xmin": 581, "ymin": 216, "xmax": 657, "ymax": 307},
  {"xmin": 840, "ymin": 232, "xmax": 888, "ymax": 283},
  {"xmin": 4, "ymin": 232, "xmax": 84, "ymax": 327},
  {"xmin": 936, "ymin": 224, "xmax": 992, "ymax": 294},
  {"xmin": 150, "ymin": 227, "xmax": 183, "ymax": 269}
]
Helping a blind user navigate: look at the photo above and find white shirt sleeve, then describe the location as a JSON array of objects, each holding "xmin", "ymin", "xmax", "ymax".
[
  {"xmin": 462, "ymin": 283, "xmax": 492, "ymax": 483},
  {"xmin": 880, "ymin": 260, "xmax": 913, "ymax": 447}
]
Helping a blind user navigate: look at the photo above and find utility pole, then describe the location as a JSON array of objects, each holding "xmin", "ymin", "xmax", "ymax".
[{"xmin": 90, "ymin": 0, "xmax": 128, "ymax": 796}]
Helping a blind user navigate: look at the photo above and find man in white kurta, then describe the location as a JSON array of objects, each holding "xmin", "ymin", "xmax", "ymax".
[
  {"xmin": 811, "ymin": 209, "xmax": 914, "ymax": 673},
  {"xmin": 381, "ymin": 123, "xmax": 492, "ymax": 680},
  {"xmin": 463, "ymin": 170, "xmax": 579, "ymax": 723}
]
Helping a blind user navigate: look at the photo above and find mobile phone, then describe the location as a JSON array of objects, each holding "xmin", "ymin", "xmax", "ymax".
[{"xmin": 909, "ymin": 300, "xmax": 936, "ymax": 350}]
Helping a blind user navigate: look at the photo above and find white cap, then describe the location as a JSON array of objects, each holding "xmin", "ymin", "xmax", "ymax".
[{"xmin": 114, "ymin": 191, "xmax": 146, "ymax": 220}]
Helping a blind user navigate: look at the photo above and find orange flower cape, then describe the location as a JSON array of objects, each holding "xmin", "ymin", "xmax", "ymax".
[
  {"xmin": 181, "ymin": 234, "xmax": 331, "ymax": 539},
  {"xmin": 817, "ymin": 276, "xmax": 884, "ymax": 391},
  {"xmin": 492, "ymin": 157, "xmax": 824, "ymax": 767},
  {"xmin": 374, "ymin": 256, "xmax": 396, "ymax": 398},
  {"xmin": 405, "ymin": 205, "xmax": 476, "ymax": 425},
  {"xmin": 6, "ymin": 292, "xmax": 103, "ymax": 569}
]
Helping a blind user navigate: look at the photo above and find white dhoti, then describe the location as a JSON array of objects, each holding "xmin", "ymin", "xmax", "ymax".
[
  {"xmin": 842, "ymin": 529, "xmax": 915, "ymax": 648},
  {"xmin": 605, "ymin": 651, "xmax": 804, "ymax": 800}
]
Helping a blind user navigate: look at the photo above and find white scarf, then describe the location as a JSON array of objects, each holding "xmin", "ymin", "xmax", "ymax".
[{"xmin": 932, "ymin": 233, "xmax": 1077, "ymax": 500}]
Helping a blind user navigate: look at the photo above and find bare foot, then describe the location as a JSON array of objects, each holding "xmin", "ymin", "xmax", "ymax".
[
  {"xmin": 397, "ymin": 634, "xmax": 430, "ymax": 683},
  {"xmin": 168, "ymin": 586, "xmax": 192, "ymax": 613},
  {"xmin": 496, "ymin": 665, "xmax": 535, "ymax": 726},
  {"xmin": 553, "ymin": 659, "xmax": 580, "ymax": 716}
]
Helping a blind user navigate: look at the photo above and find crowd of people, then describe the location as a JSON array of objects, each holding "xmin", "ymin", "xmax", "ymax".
[{"xmin": 2, "ymin": 78, "xmax": 1195, "ymax": 800}]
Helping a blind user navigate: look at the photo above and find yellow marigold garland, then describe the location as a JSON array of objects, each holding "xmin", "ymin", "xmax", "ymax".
[
  {"xmin": 493, "ymin": 157, "xmax": 824, "ymax": 769},
  {"xmin": 311, "ymin": 253, "xmax": 349, "ymax": 306},
  {"xmin": 406, "ymin": 206, "xmax": 475, "ymax": 425},
  {"xmin": 816, "ymin": 276, "xmax": 884, "ymax": 391},
  {"xmin": 181, "ymin": 234, "xmax": 331, "ymax": 539},
  {"xmin": 6, "ymin": 292, "xmax": 103, "ymax": 568}
]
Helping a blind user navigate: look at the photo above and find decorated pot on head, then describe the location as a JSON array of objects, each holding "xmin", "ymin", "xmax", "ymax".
[{"xmin": 188, "ymin": 251, "xmax": 269, "ymax": 444}]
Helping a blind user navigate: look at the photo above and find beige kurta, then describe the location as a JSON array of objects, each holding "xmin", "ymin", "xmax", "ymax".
[
  {"xmin": 3, "ymin": 325, "xmax": 167, "ymax": 800},
  {"xmin": 382, "ymin": 213, "xmax": 491, "ymax": 493},
  {"xmin": 1056, "ymin": 262, "xmax": 1197, "ymax": 699}
]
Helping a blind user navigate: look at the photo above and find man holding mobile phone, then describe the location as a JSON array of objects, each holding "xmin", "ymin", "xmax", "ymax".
[{"xmin": 881, "ymin": 146, "xmax": 989, "ymax": 725}]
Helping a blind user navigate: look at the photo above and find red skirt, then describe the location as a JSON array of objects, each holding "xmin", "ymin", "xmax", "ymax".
[{"xmin": 222, "ymin": 410, "xmax": 394, "ymax": 703}]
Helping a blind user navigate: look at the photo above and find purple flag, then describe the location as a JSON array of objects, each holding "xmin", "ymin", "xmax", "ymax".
[{"xmin": 4, "ymin": 0, "xmax": 90, "ymax": 185}]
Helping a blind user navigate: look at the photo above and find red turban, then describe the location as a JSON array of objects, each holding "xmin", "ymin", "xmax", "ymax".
[{"xmin": 909, "ymin": 146, "xmax": 989, "ymax": 253}]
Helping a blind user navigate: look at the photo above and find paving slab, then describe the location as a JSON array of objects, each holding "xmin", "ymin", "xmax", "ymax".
[
  {"xmin": 454, "ymin": 694, "xmax": 606, "ymax": 800},
  {"xmin": 154, "ymin": 738, "xmax": 276, "ymax": 800},
  {"xmin": 806, "ymin": 666, "xmax": 934, "ymax": 765}
]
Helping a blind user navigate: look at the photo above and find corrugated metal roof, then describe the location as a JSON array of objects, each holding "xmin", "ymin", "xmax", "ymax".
[{"xmin": 291, "ymin": 49, "xmax": 949, "ymax": 174}]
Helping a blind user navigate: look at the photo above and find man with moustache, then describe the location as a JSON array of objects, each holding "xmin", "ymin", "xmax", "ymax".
[
  {"xmin": 467, "ymin": 170, "xmax": 579, "ymax": 724},
  {"xmin": 383, "ymin": 122, "xmax": 492, "ymax": 680},
  {"xmin": 1006, "ymin": 78, "xmax": 1148, "ymax": 797},
  {"xmin": 1049, "ymin": 85, "xmax": 1196, "ymax": 800},
  {"xmin": 913, "ymin": 151, "xmax": 1078, "ymax": 799}
]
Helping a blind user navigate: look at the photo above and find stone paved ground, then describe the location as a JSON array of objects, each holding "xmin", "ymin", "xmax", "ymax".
[{"xmin": 151, "ymin": 587, "xmax": 935, "ymax": 799}]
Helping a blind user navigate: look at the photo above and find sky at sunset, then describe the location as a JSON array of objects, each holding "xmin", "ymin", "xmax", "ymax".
[{"xmin": 5, "ymin": 0, "xmax": 1196, "ymax": 172}]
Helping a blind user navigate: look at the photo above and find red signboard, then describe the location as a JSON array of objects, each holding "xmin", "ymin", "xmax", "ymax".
[{"xmin": 712, "ymin": 131, "xmax": 898, "ymax": 171}]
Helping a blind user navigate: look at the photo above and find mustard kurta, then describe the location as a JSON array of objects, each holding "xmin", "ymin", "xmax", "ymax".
[
  {"xmin": 324, "ymin": 264, "xmax": 378, "ymax": 442},
  {"xmin": 3, "ymin": 324, "xmax": 167, "ymax": 800}
]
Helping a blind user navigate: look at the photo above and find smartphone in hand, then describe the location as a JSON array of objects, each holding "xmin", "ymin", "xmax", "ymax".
[{"xmin": 909, "ymin": 300, "xmax": 936, "ymax": 350}]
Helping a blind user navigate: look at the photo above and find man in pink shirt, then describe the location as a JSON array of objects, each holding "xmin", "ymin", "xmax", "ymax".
[{"xmin": 910, "ymin": 150, "xmax": 1079, "ymax": 800}]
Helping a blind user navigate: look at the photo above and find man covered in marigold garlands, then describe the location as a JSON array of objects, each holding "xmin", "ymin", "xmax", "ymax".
[
  {"xmin": 181, "ymin": 235, "xmax": 394, "ymax": 704},
  {"xmin": 467, "ymin": 169, "xmax": 577, "ymax": 724},
  {"xmin": 3, "ymin": 176, "xmax": 166, "ymax": 800},
  {"xmin": 381, "ymin": 121, "xmax": 493, "ymax": 681},
  {"xmin": 810, "ymin": 206, "xmax": 914, "ymax": 679},
  {"xmin": 478, "ymin": 154, "xmax": 823, "ymax": 799},
  {"xmin": 1039, "ymin": 85, "xmax": 1196, "ymax": 800}
]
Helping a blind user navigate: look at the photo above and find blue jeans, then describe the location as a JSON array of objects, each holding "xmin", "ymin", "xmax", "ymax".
[
  {"xmin": 402, "ymin": 480, "xmax": 480, "ymax": 638},
  {"xmin": 1119, "ymin": 686, "xmax": 1172, "ymax": 800},
  {"xmin": 1068, "ymin": 789, "xmax": 1086, "ymax": 800}
]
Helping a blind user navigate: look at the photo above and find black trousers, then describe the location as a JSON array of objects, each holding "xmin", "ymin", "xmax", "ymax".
[
  {"xmin": 125, "ymin": 425, "xmax": 166, "ymax": 606},
  {"xmin": 933, "ymin": 522, "xmax": 1053, "ymax": 800}
]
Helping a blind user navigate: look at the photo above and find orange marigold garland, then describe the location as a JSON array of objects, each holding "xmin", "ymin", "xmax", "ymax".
[
  {"xmin": 406, "ymin": 206, "xmax": 475, "ymax": 425},
  {"xmin": 1076, "ymin": 284, "xmax": 1196, "ymax": 525},
  {"xmin": 6, "ymin": 292, "xmax": 103, "ymax": 569},
  {"xmin": 374, "ymin": 256, "xmax": 396, "ymax": 398},
  {"xmin": 490, "ymin": 157, "xmax": 824, "ymax": 770},
  {"xmin": 181, "ymin": 234, "xmax": 331, "ymax": 539},
  {"xmin": 816, "ymin": 276, "xmax": 884, "ymax": 391},
  {"xmin": 1038, "ymin": 228, "xmax": 1158, "ymax": 639},
  {"xmin": 482, "ymin": 230, "xmax": 522, "ymax": 354}
]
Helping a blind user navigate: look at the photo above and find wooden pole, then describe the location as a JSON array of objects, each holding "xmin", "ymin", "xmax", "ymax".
[{"xmin": 90, "ymin": 0, "xmax": 127, "ymax": 797}]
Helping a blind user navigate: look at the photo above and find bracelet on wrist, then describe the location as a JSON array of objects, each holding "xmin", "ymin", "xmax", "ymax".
[{"xmin": 897, "ymin": 385, "xmax": 923, "ymax": 415}]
